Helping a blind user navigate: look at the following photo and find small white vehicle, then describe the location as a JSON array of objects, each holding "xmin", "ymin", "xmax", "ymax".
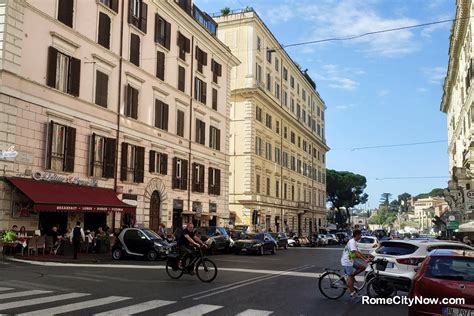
[{"xmin": 356, "ymin": 236, "xmax": 379, "ymax": 255}]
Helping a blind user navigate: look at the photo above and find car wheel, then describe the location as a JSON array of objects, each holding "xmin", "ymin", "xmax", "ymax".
[
  {"xmin": 112, "ymin": 248, "xmax": 122, "ymax": 260},
  {"xmin": 146, "ymin": 249, "xmax": 158, "ymax": 261},
  {"xmin": 258, "ymin": 246, "xmax": 264, "ymax": 256},
  {"xmin": 271, "ymin": 245, "xmax": 276, "ymax": 255}
]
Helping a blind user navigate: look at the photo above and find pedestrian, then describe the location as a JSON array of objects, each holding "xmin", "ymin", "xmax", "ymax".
[
  {"xmin": 463, "ymin": 236, "xmax": 472, "ymax": 246},
  {"xmin": 70, "ymin": 222, "xmax": 85, "ymax": 259},
  {"xmin": 158, "ymin": 223, "xmax": 166, "ymax": 238}
]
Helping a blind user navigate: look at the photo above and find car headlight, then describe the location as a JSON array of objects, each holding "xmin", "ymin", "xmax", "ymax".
[
  {"xmin": 154, "ymin": 242, "xmax": 163, "ymax": 248},
  {"xmin": 252, "ymin": 243, "xmax": 262, "ymax": 248}
]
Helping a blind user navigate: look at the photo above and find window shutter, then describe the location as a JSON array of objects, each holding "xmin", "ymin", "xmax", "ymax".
[
  {"xmin": 160, "ymin": 153, "xmax": 168, "ymax": 175},
  {"xmin": 201, "ymin": 81, "xmax": 207, "ymax": 104},
  {"xmin": 132, "ymin": 87, "xmax": 138, "ymax": 119},
  {"xmin": 70, "ymin": 57, "xmax": 81, "ymax": 97},
  {"xmin": 110, "ymin": 0, "xmax": 119, "ymax": 13},
  {"xmin": 199, "ymin": 164, "xmax": 204, "ymax": 192},
  {"xmin": 130, "ymin": 33, "xmax": 140, "ymax": 66},
  {"xmin": 90, "ymin": 133, "xmax": 96, "ymax": 176},
  {"xmin": 181, "ymin": 159, "xmax": 188, "ymax": 190},
  {"xmin": 212, "ymin": 89, "xmax": 217, "ymax": 110},
  {"xmin": 139, "ymin": 2, "xmax": 147, "ymax": 33},
  {"xmin": 201, "ymin": 120, "xmax": 206, "ymax": 145},
  {"xmin": 217, "ymin": 63, "xmax": 222, "ymax": 76},
  {"xmin": 46, "ymin": 121, "xmax": 54, "ymax": 169},
  {"xmin": 201, "ymin": 51, "xmax": 208, "ymax": 66},
  {"xmin": 208, "ymin": 167, "xmax": 212, "ymax": 194},
  {"xmin": 64, "ymin": 126, "xmax": 76, "ymax": 172},
  {"xmin": 156, "ymin": 51, "xmax": 165, "ymax": 80},
  {"xmin": 98, "ymin": 12, "xmax": 111, "ymax": 49},
  {"xmin": 172, "ymin": 157, "xmax": 178, "ymax": 189},
  {"xmin": 184, "ymin": 36, "xmax": 190, "ymax": 53},
  {"xmin": 177, "ymin": 110, "xmax": 184, "ymax": 137},
  {"xmin": 216, "ymin": 169, "xmax": 221, "ymax": 195},
  {"xmin": 95, "ymin": 71, "xmax": 108, "ymax": 107},
  {"xmin": 154, "ymin": 100, "xmax": 160, "ymax": 128},
  {"xmin": 178, "ymin": 66, "xmax": 185, "ymax": 92},
  {"xmin": 149, "ymin": 150, "xmax": 156, "ymax": 173},
  {"xmin": 163, "ymin": 103, "xmax": 169, "ymax": 131},
  {"xmin": 191, "ymin": 163, "xmax": 197, "ymax": 192},
  {"xmin": 134, "ymin": 146, "xmax": 145, "ymax": 183},
  {"xmin": 47, "ymin": 47, "xmax": 58, "ymax": 88},
  {"xmin": 216, "ymin": 128, "xmax": 221, "ymax": 151},
  {"xmin": 165, "ymin": 21, "xmax": 171, "ymax": 50},
  {"xmin": 127, "ymin": 0, "xmax": 133, "ymax": 23},
  {"xmin": 58, "ymin": 0, "xmax": 74, "ymax": 27},
  {"xmin": 120, "ymin": 142, "xmax": 128, "ymax": 181},
  {"xmin": 104, "ymin": 137, "xmax": 116, "ymax": 178}
]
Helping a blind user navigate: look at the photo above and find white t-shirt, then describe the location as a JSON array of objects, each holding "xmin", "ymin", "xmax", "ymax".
[{"xmin": 341, "ymin": 238, "xmax": 358, "ymax": 266}]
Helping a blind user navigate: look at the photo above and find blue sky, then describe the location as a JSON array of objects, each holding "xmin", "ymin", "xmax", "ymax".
[{"xmin": 195, "ymin": 0, "xmax": 454, "ymax": 208}]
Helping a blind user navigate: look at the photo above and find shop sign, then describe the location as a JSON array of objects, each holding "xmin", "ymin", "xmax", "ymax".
[
  {"xmin": 34, "ymin": 205, "xmax": 126, "ymax": 212},
  {"xmin": 447, "ymin": 221, "xmax": 460, "ymax": 230},
  {"xmin": 0, "ymin": 145, "xmax": 18, "ymax": 158},
  {"xmin": 32, "ymin": 171, "xmax": 98, "ymax": 187}
]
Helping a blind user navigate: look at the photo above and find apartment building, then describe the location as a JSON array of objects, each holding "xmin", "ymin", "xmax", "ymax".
[
  {"xmin": 214, "ymin": 10, "xmax": 329, "ymax": 235},
  {"xmin": 408, "ymin": 197, "xmax": 448, "ymax": 233},
  {"xmin": 0, "ymin": 0, "xmax": 238, "ymax": 234}
]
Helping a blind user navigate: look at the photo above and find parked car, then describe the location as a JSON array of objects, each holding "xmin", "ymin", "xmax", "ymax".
[
  {"xmin": 234, "ymin": 233, "xmax": 277, "ymax": 255},
  {"xmin": 357, "ymin": 236, "xmax": 379, "ymax": 255},
  {"xmin": 195, "ymin": 227, "xmax": 231, "ymax": 254},
  {"xmin": 372, "ymin": 240, "xmax": 474, "ymax": 292},
  {"xmin": 318, "ymin": 234, "xmax": 331, "ymax": 245},
  {"xmin": 287, "ymin": 236, "xmax": 296, "ymax": 247},
  {"xmin": 408, "ymin": 249, "xmax": 474, "ymax": 316},
  {"xmin": 270, "ymin": 232, "xmax": 289, "ymax": 249},
  {"xmin": 326, "ymin": 234, "xmax": 340, "ymax": 245},
  {"xmin": 335, "ymin": 232, "xmax": 350, "ymax": 244},
  {"xmin": 112, "ymin": 228, "xmax": 171, "ymax": 261}
]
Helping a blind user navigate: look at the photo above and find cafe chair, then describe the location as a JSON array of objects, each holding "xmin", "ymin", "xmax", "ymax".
[
  {"xmin": 36, "ymin": 235, "xmax": 46, "ymax": 255},
  {"xmin": 27, "ymin": 236, "xmax": 38, "ymax": 256},
  {"xmin": 0, "ymin": 240, "xmax": 4, "ymax": 259},
  {"xmin": 44, "ymin": 236, "xmax": 53, "ymax": 254}
]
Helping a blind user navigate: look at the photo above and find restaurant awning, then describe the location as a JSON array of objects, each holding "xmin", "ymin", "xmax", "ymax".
[{"xmin": 8, "ymin": 177, "xmax": 135, "ymax": 213}]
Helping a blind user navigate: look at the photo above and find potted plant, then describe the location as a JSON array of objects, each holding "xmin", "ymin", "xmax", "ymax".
[
  {"xmin": 221, "ymin": 7, "xmax": 230, "ymax": 16},
  {"xmin": 1, "ymin": 230, "xmax": 16, "ymax": 242}
]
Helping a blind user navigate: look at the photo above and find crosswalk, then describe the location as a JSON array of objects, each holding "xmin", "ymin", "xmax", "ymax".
[{"xmin": 0, "ymin": 287, "xmax": 275, "ymax": 315}]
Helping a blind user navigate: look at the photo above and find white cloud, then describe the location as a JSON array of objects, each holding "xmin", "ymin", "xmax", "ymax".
[
  {"xmin": 420, "ymin": 15, "xmax": 452, "ymax": 38},
  {"xmin": 266, "ymin": 4, "xmax": 296, "ymax": 24},
  {"xmin": 423, "ymin": 66, "xmax": 446, "ymax": 84},
  {"xmin": 377, "ymin": 89, "xmax": 390, "ymax": 97},
  {"xmin": 335, "ymin": 104, "xmax": 356, "ymax": 110},
  {"xmin": 313, "ymin": 64, "xmax": 364, "ymax": 91},
  {"xmin": 417, "ymin": 87, "xmax": 428, "ymax": 93}
]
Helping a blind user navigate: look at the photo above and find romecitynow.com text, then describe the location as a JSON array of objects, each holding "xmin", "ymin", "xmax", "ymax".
[{"xmin": 362, "ymin": 296, "xmax": 466, "ymax": 307}]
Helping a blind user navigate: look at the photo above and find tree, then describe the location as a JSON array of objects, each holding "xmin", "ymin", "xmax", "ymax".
[
  {"xmin": 415, "ymin": 188, "xmax": 446, "ymax": 199},
  {"xmin": 379, "ymin": 193, "xmax": 392, "ymax": 206},
  {"xmin": 398, "ymin": 193, "xmax": 412, "ymax": 212},
  {"xmin": 220, "ymin": 7, "xmax": 231, "ymax": 15},
  {"xmin": 389, "ymin": 199, "xmax": 400, "ymax": 212},
  {"xmin": 326, "ymin": 169, "xmax": 369, "ymax": 228},
  {"xmin": 369, "ymin": 206, "xmax": 397, "ymax": 228}
]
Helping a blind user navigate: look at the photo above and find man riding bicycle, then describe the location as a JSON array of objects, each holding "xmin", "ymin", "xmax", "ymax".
[
  {"xmin": 341, "ymin": 229, "xmax": 372, "ymax": 298},
  {"xmin": 177, "ymin": 223, "xmax": 207, "ymax": 270}
]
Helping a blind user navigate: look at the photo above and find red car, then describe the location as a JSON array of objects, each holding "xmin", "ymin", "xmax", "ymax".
[{"xmin": 409, "ymin": 249, "xmax": 474, "ymax": 316}]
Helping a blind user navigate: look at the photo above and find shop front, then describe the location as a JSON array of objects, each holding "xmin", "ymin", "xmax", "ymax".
[{"xmin": 6, "ymin": 177, "xmax": 136, "ymax": 234}]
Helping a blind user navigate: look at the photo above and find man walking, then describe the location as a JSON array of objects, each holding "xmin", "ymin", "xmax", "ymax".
[{"xmin": 70, "ymin": 222, "xmax": 85, "ymax": 259}]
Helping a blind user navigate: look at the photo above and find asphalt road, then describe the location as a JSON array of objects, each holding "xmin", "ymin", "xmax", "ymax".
[{"xmin": 0, "ymin": 247, "xmax": 408, "ymax": 316}]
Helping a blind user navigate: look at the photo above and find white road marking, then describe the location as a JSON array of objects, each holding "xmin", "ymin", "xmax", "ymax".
[
  {"xmin": 94, "ymin": 299, "xmax": 175, "ymax": 316},
  {"xmin": 0, "ymin": 290, "xmax": 51, "ymax": 300},
  {"xmin": 167, "ymin": 304, "xmax": 222, "ymax": 316},
  {"xmin": 0, "ymin": 293, "xmax": 90, "ymax": 311},
  {"xmin": 49, "ymin": 274, "xmax": 103, "ymax": 283},
  {"xmin": 0, "ymin": 288, "xmax": 12, "ymax": 292},
  {"xmin": 17, "ymin": 296, "xmax": 130, "ymax": 316},
  {"xmin": 237, "ymin": 309, "xmax": 273, "ymax": 316}
]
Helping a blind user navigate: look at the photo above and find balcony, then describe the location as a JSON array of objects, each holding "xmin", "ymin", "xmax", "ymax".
[{"xmin": 175, "ymin": 0, "xmax": 217, "ymax": 35}]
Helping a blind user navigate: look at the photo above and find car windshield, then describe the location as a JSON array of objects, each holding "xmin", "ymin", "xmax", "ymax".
[
  {"xmin": 359, "ymin": 237, "xmax": 376, "ymax": 244},
  {"xmin": 142, "ymin": 229, "xmax": 162, "ymax": 240},
  {"xmin": 251, "ymin": 234, "xmax": 264, "ymax": 241},
  {"xmin": 426, "ymin": 257, "xmax": 474, "ymax": 282},
  {"xmin": 376, "ymin": 242, "xmax": 418, "ymax": 255}
]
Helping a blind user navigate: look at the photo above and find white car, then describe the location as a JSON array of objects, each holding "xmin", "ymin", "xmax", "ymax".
[
  {"xmin": 371, "ymin": 240, "xmax": 473, "ymax": 292},
  {"xmin": 326, "ymin": 234, "xmax": 340, "ymax": 245},
  {"xmin": 357, "ymin": 236, "xmax": 379, "ymax": 254},
  {"xmin": 319, "ymin": 234, "xmax": 330, "ymax": 245}
]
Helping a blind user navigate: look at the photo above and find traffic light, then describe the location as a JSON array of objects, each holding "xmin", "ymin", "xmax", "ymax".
[{"xmin": 252, "ymin": 210, "xmax": 259, "ymax": 225}]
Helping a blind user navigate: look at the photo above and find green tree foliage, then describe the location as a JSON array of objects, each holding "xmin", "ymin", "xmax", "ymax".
[
  {"xmin": 326, "ymin": 169, "xmax": 369, "ymax": 228},
  {"xmin": 415, "ymin": 188, "xmax": 445, "ymax": 199},
  {"xmin": 369, "ymin": 206, "xmax": 397, "ymax": 228},
  {"xmin": 379, "ymin": 193, "xmax": 392, "ymax": 206},
  {"xmin": 398, "ymin": 193, "xmax": 412, "ymax": 212}
]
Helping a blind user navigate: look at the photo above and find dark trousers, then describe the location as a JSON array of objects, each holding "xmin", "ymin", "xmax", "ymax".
[{"xmin": 73, "ymin": 239, "xmax": 81, "ymax": 259}]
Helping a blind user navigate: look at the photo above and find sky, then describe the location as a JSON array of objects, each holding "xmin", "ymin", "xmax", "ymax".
[{"xmin": 195, "ymin": 0, "xmax": 454, "ymax": 209}]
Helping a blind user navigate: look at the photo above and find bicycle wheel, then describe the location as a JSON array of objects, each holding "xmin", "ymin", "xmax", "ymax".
[
  {"xmin": 166, "ymin": 258, "xmax": 184, "ymax": 279},
  {"xmin": 318, "ymin": 272, "xmax": 347, "ymax": 299},
  {"xmin": 196, "ymin": 258, "xmax": 218, "ymax": 283},
  {"xmin": 366, "ymin": 277, "xmax": 397, "ymax": 298}
]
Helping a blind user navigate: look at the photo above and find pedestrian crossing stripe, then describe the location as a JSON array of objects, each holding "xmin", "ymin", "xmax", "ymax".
[{"xmin": 0, "ymin": 288, "xmax": 274, "ymax": 315}]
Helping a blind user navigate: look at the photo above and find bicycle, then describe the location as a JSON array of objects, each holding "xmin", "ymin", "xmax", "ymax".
[
  {"xmin": 165, "ymin": 246, "xmax": 218, "ymax": 283},
  {"xmin": 318, "ymin": 258, "xmax": 397, "ymax": 299}
]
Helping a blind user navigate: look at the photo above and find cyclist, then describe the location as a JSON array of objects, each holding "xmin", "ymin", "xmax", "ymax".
[
  {"xmin": 177, "ymin": 222, "xmax": 207, "ymax": 270},
  {"xmin": 340, "ymin": 229, "xmax": 372, "ymax": 299}
]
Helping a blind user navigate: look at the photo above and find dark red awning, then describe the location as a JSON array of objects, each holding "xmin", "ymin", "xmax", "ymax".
[{"xmin": 8, "ymin": 177, "xmax": 135, "ymax": 213}]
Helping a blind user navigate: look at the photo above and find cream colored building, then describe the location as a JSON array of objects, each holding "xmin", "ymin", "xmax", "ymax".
[
  {"xmin": 214, "ymin": 10, "xmax": 329, "ymax": 235},
  {"xmin": 0, "ymin": 0, "xmax": 238, "ymax": 234},
  {"xmin": 408, "ymin": 197, "xmax": 448, "ymax": 232}
]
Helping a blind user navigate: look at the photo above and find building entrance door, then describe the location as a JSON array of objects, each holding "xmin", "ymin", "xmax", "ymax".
[{"xmin": 149, "ymin": 191, "xmax": 161, "ymax": 232}]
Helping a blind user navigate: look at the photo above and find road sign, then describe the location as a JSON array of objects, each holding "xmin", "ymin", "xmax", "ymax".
[
  {"xmin": 449, "ymin": 215, "xmax": 455, "ymax": 221},
  {"xmin": 465, "ymin": 190, "xmax": 474, "ymax": 212},
  {"xmin": 467, "ymin": 191, "xmax": 474, "ymax": 199},
  {"xmin": 447, "ymin": 221, "xmax": 459, "ymax": 230}
]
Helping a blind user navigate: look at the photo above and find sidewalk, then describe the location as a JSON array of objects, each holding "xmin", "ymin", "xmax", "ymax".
[{"xmin": 12, "ymin": 252, "xmax": 114, "ymax": 264}]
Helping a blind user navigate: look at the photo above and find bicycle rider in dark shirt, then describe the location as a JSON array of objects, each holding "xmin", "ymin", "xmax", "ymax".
[{"xmin": 177, "ymin": 223, "xmax": 207, "ymax": 269}]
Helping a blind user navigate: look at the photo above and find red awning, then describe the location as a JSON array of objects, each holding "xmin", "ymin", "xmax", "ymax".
[{"xmin": 8, "ymin": 177, "xmax": 135, "ymax": 213}]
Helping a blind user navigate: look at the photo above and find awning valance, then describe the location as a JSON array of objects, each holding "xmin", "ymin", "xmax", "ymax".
[{"xmin": 8, "ymin": 177, "xmax": 135, "ymax": 213}]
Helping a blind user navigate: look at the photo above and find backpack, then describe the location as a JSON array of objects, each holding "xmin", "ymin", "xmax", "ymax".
[{"xmin": 73, "ymin": 227, "xmax": 81, "ymax": 240}]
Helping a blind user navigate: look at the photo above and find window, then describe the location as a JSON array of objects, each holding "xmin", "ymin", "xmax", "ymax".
[
  {"xmin": 208, "ymin": 167, "xmax": 221, "ymax": 195},
  {"xmin": 256, "ymin": 106, "xmax": 262, "ymax": 122},
  {"xmin": 291, "ymin": 156, "xmax": 296, "ymax": 171},
  {"xmin": 290, "ymin": 132, "xmax": 295, "ymax": 144},
  {"xmin": 125, "ymin": 85, "xmax": 138, "ymax": 119},
  {"xmin": 209, "ymin": 126, "xmax": 221, "ymax": 151},
  {"xmin": 283, "ymin": 67, "xmax": 288, "ymax": 81},
  {"xmin": 283, "ymin": 91, "xmax": 288, "ymax": 107},
  {"xmin": 296, "ymin": 104, "xmax": 301, "ymax": 119},
  {"xmin": 291, "ymin": 185, "xmax": 295, "ymax": 201},
  {"xmin": 284, "ymin": 183, "xmax": 287, "ymax": 199},
  {"xmin": 322, "ymin": 110, "xmax": 325, "ymax": 121},
  {"xmin": 256, "ymin": 175, "xmax": 261, "ymax": 193},
  {"xmin": 192, "ymin": 163, "xmax": 205, "ymax": 193},
  {"xmin": 155, "ymin": 14, "xmax": 170, "ymax": 49},
  {"xmin": 211, "ymin": 59, "xmax": 222, "ymax": 84},
  {"xmin": 90, "ymin": 134, "xmax": 116, "ymax": 178},
  {"xmin": 302, "ymin": 109, "xmax": 306, "ymax": 123},
  {"xmin": 303, "ymin": 140, "xmax": 307, "ymax": 152},
  {"xmin": 58, "ymin": 0, "xmax": 74, "ymax": 27},
  {"xmin": 290, "ymin": 76, "xmax": 294, "ymax": 88},
  {"xmin": 172, "ymin": 157, "xmax": 188, "ymax": 190},
  {"xmin": 156, "ymin": 51, "xmax": 165, "ymax": 80},
  {"xmin": 176, "ymin": 0, "xmax": 192, "ymax": 14},
  {"xmin": 276, "ymin": 180, "xmax": 280, "ymax": 198},
  {"xmin": 177, "ymin": 32, "xmax": 190, "ymax": 61},
  {"xmin": 317, "ymin": 123, "xmax": 321, "ymax": 136},
  {"xmin": 46, "ymin": 47, "xmax": 81, "ymax": 97},
  {"xmin": 265, "ymin": 114, "xmax": 272, "ymax": 129},
  {"xmin": 265, "ymin": 142, "xmax": 272, "ymax": 160},
  {"xmin": 266, "ymin": 48, "xmax": 272, "ymax": 63},
  {"xmin": 297, "ymin": 83, "xmax": 300, "ymax": 95},
  {"xmin": 255, "ymin": 137, "xmax": 263, "ymax": 156},
  {"xmin": 298, "ymin": 136, "xmax": 301, "ymax": 148},
  {"xmin": 283, "ymin": 126, "xmax": 287, "ymax": 139},
  {"xmin": 266, "ymin": 178, "xmax": 271, "ymax": 196},
  {"xmin": 275, "ymin": 58, "xmax": 279, "ymax": 71},
  {"xmin": 257, "ymin": 36, "xmax": 261, "ymax": 51},
  {"xmin": 317, "ymin": 107, "xmax": 321, "ymax": 117},
  {"xmin": 178, "ymin": 66, "xmax": 185, "ymax": 92},
  {"xmin": 154, "ymin": 100, "xmax": 169, "ymax": 131},
  {"xmin": 275, "ymin": 147, "xmax": 281, "ymax": 164},
  {"xmin": 195, "ymin": 119, "xmax": 206, "ymax": 145},
  {"xmin": 256, "ymin": 63, "xmax": 262, "ymax": 83},
  {"xmin": 212, "ymin": 88, "xmax": 218, "ymax": 111},
  {"xmin": 98, "ymin": 12, "xmax": 111, "ymax": 49},
  {"xmin": 303, "ymin": 162, "xmax": 307, "ymax": 176},
  {"xmin": 176, "ymin": 110, "xmax": 185, "ymax": 137},
  {"xmin": 120, "ymin": 142, "xmax": 145, "ymax": 183},
  {"xmin": 128, "ymin": 0, "xmax": 147, "ymax": 33},
  {"xmin": 149, "ymin": 150, "xmax": 168, "ymax": 175},
  {"xmin": 282, "ymin": 151, "xmax": 288, "ymax": 168},
  {"xmin": 46, "ymin": 121, "xmax": 76, "ymax": 172},
  {"xmin": 195, "ymin": 46, "xmax": 208, "ymax": 73},
  {"xmin": 276, "ymin": 121, "xmax": 280, "ymax": 134},
  {"xmin": 297, "ymin": 159, "xmax": 302, "ymax": 174},
  {"xmin": 99, "ymin": 0, "xmax": 118, "ymax": 12},
  {"xmin": 302, "ymin": 89, "xmax": 306, "ymax": 101},
  {"xmin": 130, "ymin": 33, "xmax": 140, "ymax": 66},
  {"xmin": 266, "ymin": 73, "xmax": 272, "ymax": 91},
  {"xmin": 275, "ymin": 83, "xmax": 280, "ymax": 99},
  {"xmin": 95, "ymin": 70, "xmax": 109, "ymax": 108},
  {"xmin": 195, "ymin": 77, "xmax": 207, "ymax": 104}
]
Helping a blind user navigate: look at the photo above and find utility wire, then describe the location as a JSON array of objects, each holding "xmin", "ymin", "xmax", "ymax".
[
  {"xmin": 332, "ymin": 140, "xmax": 447, "ymax": 151},
  {"xmin": 374, "ymin": 176, "xmax": 449, "ymax": 180}
]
